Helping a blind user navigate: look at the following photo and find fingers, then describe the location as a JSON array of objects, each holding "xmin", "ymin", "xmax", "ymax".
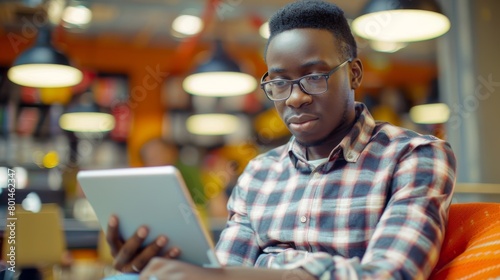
[
  {"xmin": 106, "ymin": 215, "xmax": 180, "ymax": 273},
  {"xmin": 113, "ymin": 226, "xmax": 149, "ymax": 271},
  {"xmin": 106, "ymin": 215, "xmax": 123, "ymax": 257},
  {"xmin": 122, "ymin": 236, "xmax": 171, "ymax": 273},
  {"xmin": 161, "ymin": 247, "xmax": 181, "ymax": 259}
]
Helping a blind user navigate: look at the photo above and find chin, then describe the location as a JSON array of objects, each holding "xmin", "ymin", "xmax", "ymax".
[{"xmin": 295, "ymin": 135, "xmax": 324, "ymax": 148}]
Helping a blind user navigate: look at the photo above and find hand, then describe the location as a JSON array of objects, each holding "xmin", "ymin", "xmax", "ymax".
[{"xmin": 106, "ymin": 215, "xmax": 181, "ymax": 273}]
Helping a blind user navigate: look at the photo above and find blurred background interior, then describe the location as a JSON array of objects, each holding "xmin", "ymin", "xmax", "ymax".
[{"xmin": 0, "ymin": 0, "xmax": 499, "ymax": 279}]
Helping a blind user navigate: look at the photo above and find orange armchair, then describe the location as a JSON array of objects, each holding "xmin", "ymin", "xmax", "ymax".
[{"xmin": 429, "ymin": 203, "xmax": 500, "ymax": 280}]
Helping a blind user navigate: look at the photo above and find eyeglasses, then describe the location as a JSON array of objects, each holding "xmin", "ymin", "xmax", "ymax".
[{"xmin": 260, "ymin": 59, "xmax": 351, "ymax": 101}]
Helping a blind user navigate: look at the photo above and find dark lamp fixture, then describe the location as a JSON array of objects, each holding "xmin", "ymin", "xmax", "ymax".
[
  {"xmin": 182, "ymin": 40, "xmax": 257, "ymax": 97},
  {"xmin": 8, "ymin": 26, "xmax": 83, "ymax": 88},
  {"xmin": 352, "ymin": 0, "xmax": 450, "ymax": 42}
]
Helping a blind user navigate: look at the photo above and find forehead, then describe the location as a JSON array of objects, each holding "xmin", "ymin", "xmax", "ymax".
[{"xmin": 266, "ymin": 28, "xmax": 341, "ymax": 63}]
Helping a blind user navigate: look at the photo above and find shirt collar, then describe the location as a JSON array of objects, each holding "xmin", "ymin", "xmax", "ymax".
[{"xmin": 286, "ymin": 102, "xmax": 376, "ymax": 164}]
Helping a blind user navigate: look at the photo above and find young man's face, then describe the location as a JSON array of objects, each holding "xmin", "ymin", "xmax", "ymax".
[{"xmin": 265, "ymin": 28, "xmax": 359, "ymax": 147}]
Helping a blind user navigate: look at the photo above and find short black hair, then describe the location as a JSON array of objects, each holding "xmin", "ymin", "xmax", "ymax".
[{"xmin": 265, "ymin": 0, "xmax": 357, "ymax": 61}]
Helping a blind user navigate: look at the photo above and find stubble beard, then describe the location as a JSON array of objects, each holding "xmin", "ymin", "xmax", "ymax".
[{"xmin": 295, "ymin": 97, "xmax": 352, "ymax": 148}]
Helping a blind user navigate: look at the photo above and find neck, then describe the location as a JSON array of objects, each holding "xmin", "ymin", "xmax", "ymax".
[
  {"xmin": 305, "ymin": 113, "xmax": 357, "ymax": 160},
  {"xmin": 305, "ymin": 128, "xmax": 350, "ymax": 160}
]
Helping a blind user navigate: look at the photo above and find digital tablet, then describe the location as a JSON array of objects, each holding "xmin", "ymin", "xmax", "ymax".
[{"xmin": 77, "ymin": 166, "xmax": 220, "ymax": 268}]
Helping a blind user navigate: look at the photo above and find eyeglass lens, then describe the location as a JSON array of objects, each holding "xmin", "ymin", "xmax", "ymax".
[{"xmin": 264, "ymin": 75, "xmax": 327, "ymax": 100}]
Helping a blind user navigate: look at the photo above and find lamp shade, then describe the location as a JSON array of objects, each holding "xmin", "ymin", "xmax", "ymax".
[
  {"xmin": 409, "ymin": 103, "xmax": 450, "ymax": 124},
  {"xmin": 59, "ymin": 94, "xmax": 115, "ymax": 133},
  {"xmin": 186, "ymin": 113, "xmax": 239, "ymax": 135},
  {"xmin": 352, "ymin": 0, "xmax": 450, "ymax": 42},
  {"xmin": 7, "ymin": 26, "xmax": 83, "ymax": 88},
  {"xmin": 182, "ymin": 40, "xmax": 257, "ymax": 97}
]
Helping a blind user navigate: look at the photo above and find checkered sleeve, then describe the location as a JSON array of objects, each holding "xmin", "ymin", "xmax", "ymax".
[
  {"xmin": 359, "ymin": 140, "xmax": 457, "ymax": 279},
  {"xmin": 215, "ymin": 172, "xmax": 262, "ymax": 267},
  {"xmin": 255, "ymin": 140, "xmax": 456, "ymax": 280}
]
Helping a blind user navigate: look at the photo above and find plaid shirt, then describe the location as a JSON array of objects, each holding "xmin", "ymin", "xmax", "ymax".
[{"xmin": 215, "ymin": 102, "xmax": 456, "ymax": 280}]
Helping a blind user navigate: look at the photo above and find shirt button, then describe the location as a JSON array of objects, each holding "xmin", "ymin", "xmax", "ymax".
[
  {"xmin": 347, "ymin": 153, "xmax": 354, "ymax": 160},
  {"xmin": 300, "ymin": 216, "xmax": 307, "ymax": 223}
]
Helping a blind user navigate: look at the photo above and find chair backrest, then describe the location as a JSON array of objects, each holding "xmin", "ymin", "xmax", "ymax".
[
  {"xmin": 429, "ymin": 202, "xmax": 500, "ymax": 280},
  {"xmin": 2, "ymin": 203, "xmax": 66, "ymax": 267}
]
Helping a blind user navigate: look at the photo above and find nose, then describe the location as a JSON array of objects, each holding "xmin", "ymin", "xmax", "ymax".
[{"xmin": 285, "ymin": 83, "xmax": 312, "ymax": 108}]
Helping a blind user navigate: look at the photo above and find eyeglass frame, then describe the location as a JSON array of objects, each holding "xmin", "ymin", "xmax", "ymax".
[{"xmin": 260, "ymin": 59, "xmax": 352, "ymax": 101}]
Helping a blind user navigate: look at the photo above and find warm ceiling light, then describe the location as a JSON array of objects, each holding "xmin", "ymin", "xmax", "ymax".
[
  {"xmin": 409, "ymin": 103, "xmax": 450, "ymax": 124},
  {"xmin": 186, "ymin": 114, "xmax": 239, "ymax": 135},
  {"xmin": 9, "ymin": 64, "xmax": 82, "ymax": 88},
  {"xmin": 182, "ymin": 41, "xmax": 257, "ymax": 97},
  {"xmin": 62, "ymin": 5, "xmax": 93, "ymax": 26},
  {"xmin": 183, "ymin": 72, "xmax": 256, "ymax": 97},
  {"xmin": 7, "ymin": 26, "xmax": 83, "ymax": 88},
  {"xmin": 172, "ymin": 14, "xmax": 203, "ymax": 37},
  {"xmin": 259, "ymin": 21, "xmax": 270, "ymax": 39},
  {"xmin": 59, "ymin": 112, "xmax": 115, "ymax": 132},
  {"xmin": 352, "ymin": 0, "xmax": 450, "ymax": 42},
  {"xmin": 369, "ymin": 40, "xmax": 408, "ymax": 53}
]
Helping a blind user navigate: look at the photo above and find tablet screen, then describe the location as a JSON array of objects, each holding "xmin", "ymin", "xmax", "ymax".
[{"xmin": 77, "ymin": 166, "xmax": 220, "ymax": 268}]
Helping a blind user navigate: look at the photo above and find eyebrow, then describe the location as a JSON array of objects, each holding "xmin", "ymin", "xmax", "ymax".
[{"xmin": 268, "ymin": 60, "xmax": 329, "ymax": 74}]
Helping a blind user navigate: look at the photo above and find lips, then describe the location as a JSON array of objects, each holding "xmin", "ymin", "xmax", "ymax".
[{"xmin": 287, "ymin": 114, "xmax": 319, "ymax": 132}]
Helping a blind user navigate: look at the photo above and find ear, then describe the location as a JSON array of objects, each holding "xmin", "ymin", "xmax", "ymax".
[{"xmin": 349, "ymin": 58, "xmax": 363, "ymax": 90}]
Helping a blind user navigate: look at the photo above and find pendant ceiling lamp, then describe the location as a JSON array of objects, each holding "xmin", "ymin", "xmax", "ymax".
[
  {"xmin": 351, "ymin": 0, "xmax": 450, "ymax": 42},
  {"xmin": 8, "ymin": 25, "xmax": 83, "ymax": 88},
  {"xmin": 59, "ymin": 93, "xmax": 115, "ymax": 133},
  {"xmin": 182, "ymin": 40, "xmax": 257, "ymax": 97},
  {"xmin": 409, "ymin": 103, "xmax": 450, "ymax": 124},
  {"xmin": 186, "ymin": 113, "xmax": 239, "ymax": 135},
  {"xmin": 59, "ymin": 111, "xmax": 115, "ymax": 133}
]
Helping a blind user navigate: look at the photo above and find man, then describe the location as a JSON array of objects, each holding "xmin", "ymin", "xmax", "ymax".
[{"xmin": 107, "ymin": 1, "xmax": 456, "ymax": 279}]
